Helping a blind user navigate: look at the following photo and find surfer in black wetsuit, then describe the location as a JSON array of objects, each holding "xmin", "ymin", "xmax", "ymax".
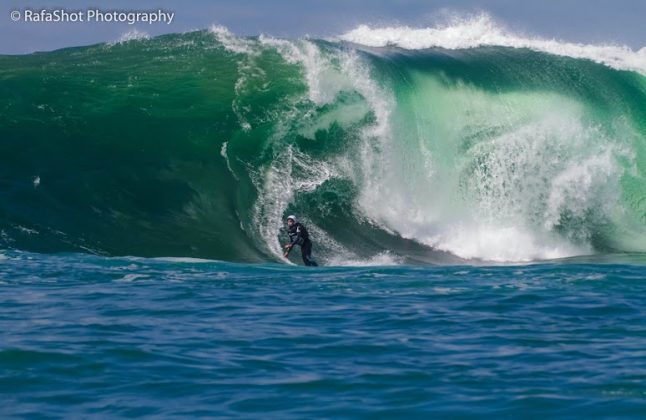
[{"xmin": 284, "ymin": 215, "xmax": 318, "ymax": 266}]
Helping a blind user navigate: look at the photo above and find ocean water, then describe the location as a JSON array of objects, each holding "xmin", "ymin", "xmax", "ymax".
[
  {"xmin": 2, "ymin": 14, "xmax": 646, "ymax": 417},
  {"xmin": 1, "ymin": 251, "xmax": 646, "ymax": 417}
]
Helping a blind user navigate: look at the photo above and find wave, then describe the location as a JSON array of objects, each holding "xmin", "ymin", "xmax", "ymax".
[
  {"xmin": 339, "ymin": 14, "xmax": 646, "ymax": 74},
  {"xmin": 0, "ymin": 22, "xmax": 645, "ymax": 264}
]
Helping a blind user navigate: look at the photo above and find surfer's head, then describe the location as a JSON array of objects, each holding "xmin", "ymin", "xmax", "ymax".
[{"xmin": 286, "ymin": 215, "xmax": 297, "ymax": 226}]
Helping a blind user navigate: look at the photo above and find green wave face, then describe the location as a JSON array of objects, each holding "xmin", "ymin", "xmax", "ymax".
[{"xmin": 0, "ymin": 31, "xmax": 645, "ymax": 263}]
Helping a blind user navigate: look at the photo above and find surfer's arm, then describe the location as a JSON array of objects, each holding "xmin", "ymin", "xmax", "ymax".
[
  {"xmin": 285, "ymin": 234, "xmax": 297, "ymax": 248},
  {"xmin": 285, "ymin": 227, "xmax": 301, "ymax": 248}
]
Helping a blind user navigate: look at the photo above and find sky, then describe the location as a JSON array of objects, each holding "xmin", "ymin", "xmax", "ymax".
[{"xmin": 1, "ymin": 0, "xmax": 645, "ymax": 54}]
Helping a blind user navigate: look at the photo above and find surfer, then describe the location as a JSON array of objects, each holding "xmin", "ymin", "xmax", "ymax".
[{"xmin": 284, "ymin": 215, "xmax": 318, "ymax": 266}]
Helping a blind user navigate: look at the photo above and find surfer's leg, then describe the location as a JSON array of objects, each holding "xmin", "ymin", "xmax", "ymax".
[
  {"xmin": 300, "ymin": 244, "xmax": 309, "ymax": 265},
  {"xmin": 301, "ymin": 241, "xmax": 318, "ymax": 267}
]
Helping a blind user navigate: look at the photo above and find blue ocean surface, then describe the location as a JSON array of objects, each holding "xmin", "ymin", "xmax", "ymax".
[{"xmin": 1, "ymin": 250, "xmax": 645, "ymax": 418}]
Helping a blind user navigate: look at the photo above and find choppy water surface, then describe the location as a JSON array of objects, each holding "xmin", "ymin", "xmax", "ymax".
[{"xmin": 1, "ymin": 251, "xmax": 645, "ymax": 417}]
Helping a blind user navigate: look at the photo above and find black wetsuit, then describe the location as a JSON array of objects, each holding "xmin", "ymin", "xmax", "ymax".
[{"xmin": 287, "ymin": 222, "xmax": 318, "ymax": 266}]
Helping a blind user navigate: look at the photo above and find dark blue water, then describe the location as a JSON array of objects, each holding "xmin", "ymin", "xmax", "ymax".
[{"xmin": 1, "ymin": 251, "xmax": 645, "ymax": 418}]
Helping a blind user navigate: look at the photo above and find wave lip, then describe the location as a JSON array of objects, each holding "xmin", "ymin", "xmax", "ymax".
[
  {"xmin": 110, "ymin": 29, "xmax": 150, "ymax": 45},
  {"xmin": 339, "ymin": 14, "xmax": 646, "ymax": 74}
]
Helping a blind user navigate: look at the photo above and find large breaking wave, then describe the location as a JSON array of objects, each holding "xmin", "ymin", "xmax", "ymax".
[{"xmin": 1, "ymin": 16, "xmax": 645, "ymax": 264}]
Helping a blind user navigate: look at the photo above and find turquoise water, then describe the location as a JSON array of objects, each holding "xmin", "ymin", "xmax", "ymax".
[
  {"xmin": 1, "ymin": 29, "xmax": 645, "ymax": 263},
  {"xmin": 1, "ymin": 251, "xmax": 645, "ymax": 417}
]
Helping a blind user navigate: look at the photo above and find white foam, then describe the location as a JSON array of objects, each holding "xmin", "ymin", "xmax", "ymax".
[
  {"xmin": 112, "ymin": 29, "xmax": 150, "ymax": 44},
  {"xmin": 153, "ymin": 256, "xmax": 218, "ymax": 263},
  {"xmin": 326, "ymin": 251, "xmax": 403, "ymax": 266},
  {"xmin": 425, "ymin": 224, "xmax": 589, "ymax": 262},
  {"xmin": 339, "ymin": 14, "xmax": 646, "ymax": 74},
  {"xmin": 16, "ymin": 225, "xmax": 39, "ymax": 235},
  {"xmin": 220, "ymin": 141, "xmax": 239, "ymax": 180},
  {"xmin": 116, "ymin": 273, "xmax": 149, "ymax": 282},
  {"xmin": 544, "ymin": 150, "xmax": 619, "ymax": 232},
  {"xmin": 210, "ymin": 25, "xmax": 255, "ymax": 54},
  {"xmin": 259, "ymin": 36, "xmax": 341, "ymax": 105},
  {"xmin": 337, "ymin": 51, "xmax": 398, "ymax": 232}
]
